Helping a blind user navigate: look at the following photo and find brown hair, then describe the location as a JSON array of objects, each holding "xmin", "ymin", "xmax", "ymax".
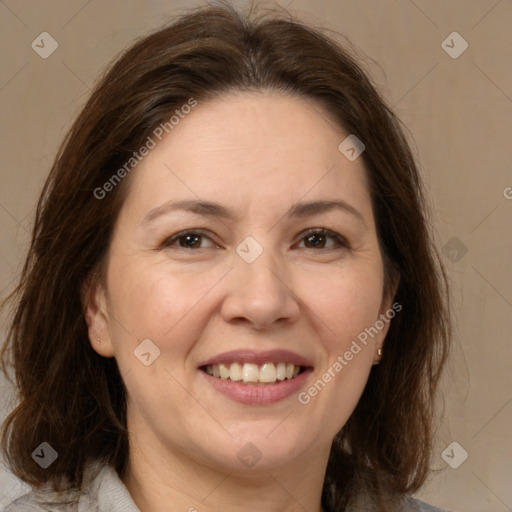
[{"xmin": 0, "ymin": 3, "xmax": 451, "ymax": 510}]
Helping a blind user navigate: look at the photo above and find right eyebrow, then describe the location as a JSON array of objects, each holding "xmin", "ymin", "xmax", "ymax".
[{"xmin": 142, "ymin": 199, "xmax": 234, "ymax": 226}]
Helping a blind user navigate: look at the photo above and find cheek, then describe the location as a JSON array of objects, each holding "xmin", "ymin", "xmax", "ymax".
[
  {"xmin": 297, "ymin": 270, "xmax": 381, "ymax": 434},
  {"xmin": 104, "ymin": 262, "xmax": 217, "ymax": 421},
  {"xmin": 298, "ymin": 260, "xmax": 384, "ymax": 347},
  {"xmin": 105, "ymin": 256, "xmax": 227, "ymax": 356}
]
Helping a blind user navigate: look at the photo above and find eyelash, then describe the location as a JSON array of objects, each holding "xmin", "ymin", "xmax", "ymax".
[{"xmin": 161, "ymin": 228, "xmax": 349, "ymax": 251}]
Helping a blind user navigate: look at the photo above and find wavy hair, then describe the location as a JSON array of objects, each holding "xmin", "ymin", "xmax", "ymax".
[{"xmin": 1, "ymin": 3, "xmax": 451, "ymax": 511}]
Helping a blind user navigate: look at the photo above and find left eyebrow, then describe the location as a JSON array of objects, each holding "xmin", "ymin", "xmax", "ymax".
[
  {"xmin": 288, "ymin": 200, "xmax": 366, "ymax": 228},
  {"xmin": 141, "ymin": 198, "xmax": 366, "ymax": 229}
]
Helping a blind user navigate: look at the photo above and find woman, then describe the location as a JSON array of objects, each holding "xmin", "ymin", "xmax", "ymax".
[{"xmin": 1, "ymin": 3, "xmax": 454, "ymax": 511}]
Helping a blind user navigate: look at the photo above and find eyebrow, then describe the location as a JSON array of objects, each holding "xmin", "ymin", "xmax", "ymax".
[{"xmin": 142, "ymin": 198, "xmax": 366, "ymax": 228}]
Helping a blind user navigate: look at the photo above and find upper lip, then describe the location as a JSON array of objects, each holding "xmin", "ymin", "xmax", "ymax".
[{"xmin": 198, "ymin": 349, "xmax": 314, "ymax": 368}]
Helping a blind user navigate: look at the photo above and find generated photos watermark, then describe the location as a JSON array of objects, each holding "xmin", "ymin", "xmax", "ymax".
[
  {"xmin": 93, "ymin": 97, "xmax": 198, "ymax": 200},
  {"xmin": 297, "ymin": 301, "xmax": 402, "ymax": 405}
]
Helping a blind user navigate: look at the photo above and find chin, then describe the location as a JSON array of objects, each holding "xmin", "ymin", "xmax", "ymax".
[{"xmin": 196, "ymin": 429, "xmax": 311, "ymax": 473}]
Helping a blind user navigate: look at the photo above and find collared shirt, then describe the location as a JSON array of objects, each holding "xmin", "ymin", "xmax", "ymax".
[{"xmin": 4, "ymin": 460, "xmax": 454, "ymax": 512}]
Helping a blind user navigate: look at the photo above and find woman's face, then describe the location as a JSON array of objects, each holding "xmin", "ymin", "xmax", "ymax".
[{"xmin": 87, "ymin": 92, "xmax": 395, "ymax": 474}]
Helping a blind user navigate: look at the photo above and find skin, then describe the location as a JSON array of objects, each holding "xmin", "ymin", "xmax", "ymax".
[{"xmin": 84, "ymin": 92, "xmax": 398, "ymax": 512}]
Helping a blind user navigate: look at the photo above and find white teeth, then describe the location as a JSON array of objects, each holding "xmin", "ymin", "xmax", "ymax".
[
  {"xmin": 242, "ymin": 363, "xmax": 259, "ymax": 383},
  {"xmin": 219, "ymin": 363, "xmax": 230, "ymax": 379},
  {"xmin": 229, "ymin": 362, "xmax": 243, "ymax": 381},
  {"xmin": 205, "ymin": 362, "xmax": 304, "ymax": 384},
  {"xmin": 259, "ymin": 362, "xmax": 277, "ymax": 383},
  {"xmin": 276, "ymin": 362, "xmax": 287, "ymax": 381}
]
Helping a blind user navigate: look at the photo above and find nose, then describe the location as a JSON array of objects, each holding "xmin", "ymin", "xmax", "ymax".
[{"xmin": 219, "ymin": 246, "xmax": 301, "ymax": 330}]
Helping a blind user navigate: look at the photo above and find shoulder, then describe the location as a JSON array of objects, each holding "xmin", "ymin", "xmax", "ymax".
[
  {"xmin": 402, "ymin": 495, "xmax": 457, "ymax": 512},
  {"xmin": 4, "ymin": 459, "xmax": 140, "ymax": 512},
  {"xmin": 4, "ymin": 489, "xmax": 79, "ymax": 511},
  {"xmin": 343, "ymin": 488, "xmax": 457, "ymax": 512}
]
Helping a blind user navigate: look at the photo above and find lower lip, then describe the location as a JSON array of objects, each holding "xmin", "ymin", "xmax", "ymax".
[{"xmin": 199, "ymin": 369, "xmax": 312, "ymax": 405}]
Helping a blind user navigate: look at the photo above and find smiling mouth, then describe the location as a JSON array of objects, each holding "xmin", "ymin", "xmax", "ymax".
[{"xmin": 200, "ymin": 362, "xmax": 308, "ymax": 385}]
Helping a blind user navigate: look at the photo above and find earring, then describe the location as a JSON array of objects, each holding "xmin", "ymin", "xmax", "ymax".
[
  {"xmin": 96, "ymin": 337, "xmax": 101, "ymax": 345},
  {"xmin": 373, "ymin": 347, "xmax": 383, "ymax": 365}
]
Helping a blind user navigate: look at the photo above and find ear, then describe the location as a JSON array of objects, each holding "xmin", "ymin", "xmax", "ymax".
[
  {"xmin": 373, "ymin": 269, "xmax": 401, "ymax": 362},
  {"xmin": 379, "ymin": 268, "xmax": 400, "ymax": 316},
  {"xmin": 81, "ymin": 274, "xmax": 115, "ymax": 358}
]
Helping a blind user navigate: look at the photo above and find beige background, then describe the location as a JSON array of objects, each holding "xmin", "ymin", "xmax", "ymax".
[{"xmin": 0, "ymin": 1, "xmax": 511, "ymax": 511}]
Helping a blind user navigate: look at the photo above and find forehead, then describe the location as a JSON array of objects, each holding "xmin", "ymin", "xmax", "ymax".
[{"xmin": 119, "ymin": 92, "xmax": 373, "ymax": 222}]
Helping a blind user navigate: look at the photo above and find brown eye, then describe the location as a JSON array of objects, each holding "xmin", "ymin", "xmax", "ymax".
[
  {"xmin": 162, "ymin": 230, "xmax": 217, "ymax": 249},
  {"xmin": 304, "ymin": 232, "xmax": 327, "ymax": 248},
  {"xmin": 297, "ymin": 229, "xmax": 348, "ymax": 250},
  {"xmin": 177, "ymin": 234, "xmax": 203, "ymax": 248}
]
